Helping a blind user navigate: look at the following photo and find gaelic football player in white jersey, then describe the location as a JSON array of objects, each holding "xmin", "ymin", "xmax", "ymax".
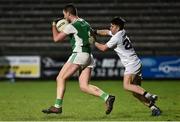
[
  {"xmin": 42, "ymin": 4, "xmax": 115, "ymax": 115},
  {"xmin": 94, "ymin": 17, "xmax": 161, "ymax": 116}
]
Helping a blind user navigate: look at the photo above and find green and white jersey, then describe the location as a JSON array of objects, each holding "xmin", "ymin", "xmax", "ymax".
[{"xmin": 63, "ymin": 18, "xmax": 91, "ymax": 53}]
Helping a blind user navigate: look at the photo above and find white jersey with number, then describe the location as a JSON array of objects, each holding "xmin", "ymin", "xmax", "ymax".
[{"xmin": 106, "ymin": 29, "xmax": 141, "ymax": 67}]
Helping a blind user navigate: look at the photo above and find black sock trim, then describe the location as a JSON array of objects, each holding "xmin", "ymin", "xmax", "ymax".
[
  {"xmin": 143, "ymin": 91, "xmax": 147, "ymax": 96},
  {"xmin": 149, "ymin": 102, "xmax": 154, "ymax": 108}
]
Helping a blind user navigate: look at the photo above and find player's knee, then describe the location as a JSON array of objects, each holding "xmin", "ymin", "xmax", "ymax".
[
  {"xmin": 123, "ymin": 83, "xmax": 130, "ymax": 91},
  {"xmin": 56, "ymin": 75, "xmax": 66, "ymax": 82},
  {"xmin": 79, "ymin": 84, "xmax": 88, "ymax": 92}
]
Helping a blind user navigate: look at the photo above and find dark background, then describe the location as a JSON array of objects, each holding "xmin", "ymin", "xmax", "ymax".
[{"xmin": 0, "ymin": 0, "xmax": 180, "ymax": 80}]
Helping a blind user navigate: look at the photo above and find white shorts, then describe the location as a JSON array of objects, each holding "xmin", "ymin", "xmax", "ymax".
[
  {"xmin": 67, "ymin": 52, "xmax": 95, "ymax": 68},
  {"xmin": 124, "ymin": 60, "xmax": 142, "ymax": 76}
]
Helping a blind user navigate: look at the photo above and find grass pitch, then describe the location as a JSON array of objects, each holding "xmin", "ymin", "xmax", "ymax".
[{"xmin": 0, "ymin": 80, "xmax": 180, "ymax": 121}]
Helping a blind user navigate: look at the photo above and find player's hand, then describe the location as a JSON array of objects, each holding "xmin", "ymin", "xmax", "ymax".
[
  {"xmin": 89, "ymin": 36, "xmax": 96, "ymax": 44},
  {"xmin": 52, "ymin": 21, "xmax": 56, "ymax": 26},
  {"xmin": 52, "ymin": 18, "xmax": 63, "ymax": 26},
  {"xmin": 89, "ymin": 28, "xmax": 97, "ymax": 44},
  {"xmin": 91, "ymin": 29, "xmax": 97, "ymax": 35},
  {"xmin": 52, "ymin": 18, "xmax": 65, "ymax": 26}
]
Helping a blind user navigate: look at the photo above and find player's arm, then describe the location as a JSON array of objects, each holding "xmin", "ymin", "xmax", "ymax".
[
  {"xmin": 90, "ymin": 28, "xmax": 97, "ymax": 40},
  {"xmin": 96, "ymin": 29, "xmax": 111, "ymax": 36},
  {"xmin": 89, "ymin": 28, "xmax": 97, "ymax": 44},
  {"xmin": 95, "ymin": 35, "xmax": 118, "ymax": 52},
  {"xmin": 52, "ymin": 22, "xmax": 67, "ymax": 42},
  {"xmin": 95, "ymin": 42, "xmax": 109, "ymax": 52}
]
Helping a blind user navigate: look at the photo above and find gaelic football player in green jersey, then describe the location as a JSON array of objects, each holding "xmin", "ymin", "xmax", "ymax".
[{"xmin": 42, "ymin": 4, "xmax": 115, "ymax": 115}]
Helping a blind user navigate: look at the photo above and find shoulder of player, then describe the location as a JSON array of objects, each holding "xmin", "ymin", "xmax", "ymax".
[
  {"xmin": 64, "ymin": 23, "xmax": 75, "ymax": 29},
  {"xmin": 72, "ymin": 18, "xmax": 87, "ymax": 24},
  {"xmin": 65, "ymin": 18, "xmax": 90, "ymax": 32},
  {"xmin": 117, "ymin": 29, "xmax": 126, "ymax": 35},
  {"xmin": 75, "ymin": 18, "xmax": 90, "ymax": 26},
  {"xmin": 110, "ymin": 30, "xmax": 126, "ymax": 42},
  {"xmin": 63, "ymin": 24, "xmax": 77, "ymax": 34},
  {"xmin": 113, "ymin": 29, "xmax": 126, "ymax": 38}
]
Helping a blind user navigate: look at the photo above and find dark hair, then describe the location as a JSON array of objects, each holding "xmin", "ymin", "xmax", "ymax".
[
  {"xmin": 63, "ymin": 4, "xmax": 77, "ymax": 16},
  {"xmin": 111, "ymin": 17, "xmax": 126, "ymax": 30}
]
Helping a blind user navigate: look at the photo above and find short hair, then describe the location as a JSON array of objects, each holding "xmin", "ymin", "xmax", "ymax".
[
  {"xmin": 63, "ymin": 4, "xmax": 77, "ymax": 16},
  {"xmin": 111, "ymin": 17, "xmax": 126, "ymax": 30}
]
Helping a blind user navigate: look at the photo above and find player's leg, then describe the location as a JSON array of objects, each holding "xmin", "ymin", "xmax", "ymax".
[
  {"xmin": 124, "ymin": 74, "xmax": 158, "ymax": 103},
  {"xmin": 55, "ymin": 62, "xmax": 79, "ymax": 102},
  {"xmin": 124, "ymin": 62, "xmax": 158, "ymax": 102},
  {"xmin": 78, "ymin": 54, "xmax": 108, "ymax": 97},
  {"xmin": 131, "ymin": 75, "xmax": 149, "ymax": 106},
  {"xmin": 131, "ymin": 75, "xmax": 161, "ymax": 116},
  {"xmin": 78, "ymin": 67, "xmax": 103, "ymax": 96},
  {"xmin": 123, "ymin": 74, "xmax": 145, "ymax": 95},
  {"xmin": 78, "ymin": 67, "xmax": 115, "ymax": 115},
  {"xmin": 132, "ymin": 92, "xmax": 161, "ymax": 116},
  {"xmin": 42, "ymin": 61, "xmax": 80, "ymax": 114}
]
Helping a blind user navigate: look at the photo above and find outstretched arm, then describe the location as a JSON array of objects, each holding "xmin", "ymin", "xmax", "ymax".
[
  {"xmin": 95, "ymin": 42, "xmax": 109, "ymax": 52},
  {"xmin": 96, "ymin": 29, "xmax": 111, "ymax": 36},
  {"xmin": 52, "ymin": 22, "xmax": 67, "ymax": 42}
]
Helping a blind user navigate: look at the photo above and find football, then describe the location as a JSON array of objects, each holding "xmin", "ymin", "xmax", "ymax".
[{"xmin": 56, "ymin": 19, "xmax": 69, "ymax": 32}]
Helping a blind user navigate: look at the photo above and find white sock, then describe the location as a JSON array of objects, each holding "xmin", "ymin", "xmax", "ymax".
[
  {"xmin": 104, "ymin": 95, "xmax": 109, "ymax": 101},
  {"xmin": 145, "ymin": 92, "xmax": 152, "ymax": 98},
  {"xmin": 54, "ymin": 104, "xmax": 61, "ymax": 108},
  {"xmin": 150, "ymin": 105, "xmax": 157, "ymax": 110}
]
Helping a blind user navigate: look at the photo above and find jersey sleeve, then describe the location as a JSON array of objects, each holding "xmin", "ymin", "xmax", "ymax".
[
  {"xmin": 106, "ymin": 36, "xmax": 119, "ymax": 48},
  {"xmin": 63, "ymin": 24, "xmax": 76, "ymax": 34},
  {"xmin": 108, "ymin": 30, "xmax": 113, "ymax": 36}
]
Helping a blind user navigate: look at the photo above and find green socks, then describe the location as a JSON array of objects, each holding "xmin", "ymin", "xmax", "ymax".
[
  {"xmin": 100, "ymin": 92, "xmax": 109, "ymax": 101},
  {"xmin": 54, "ymin": 99, "xmax": 63, "ymax": 108},
  {"xmin": 54, "ymin": 93, "xmax": 109, "ymax": 108}
]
